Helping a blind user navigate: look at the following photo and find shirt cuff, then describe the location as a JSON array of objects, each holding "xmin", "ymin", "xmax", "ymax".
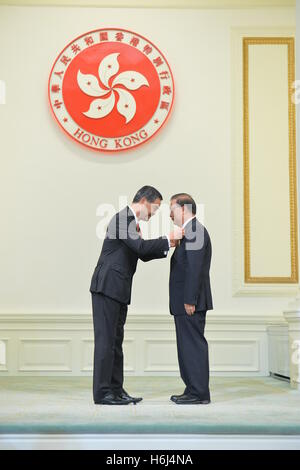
[
  {"xmin": 164, "ymin": 235, "xmax": 170, "ymax": 255},
  {"xmin": 165, "ymin": 235, "xmax": 170, "ymax": 249}
]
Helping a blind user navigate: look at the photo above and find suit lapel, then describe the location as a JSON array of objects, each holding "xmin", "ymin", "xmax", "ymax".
[{"xmin": 171, "ymin": 238, "xmax": 185, "ymax": 262}]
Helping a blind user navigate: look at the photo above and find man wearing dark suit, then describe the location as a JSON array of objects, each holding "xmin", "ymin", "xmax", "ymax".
[
  {"xmin": 90, "ymin": 186, "xmax": 183, "ymax": 405},
  {"xmin": 169, "ymin": 193, "xmax": 213, "ymax": 405}
]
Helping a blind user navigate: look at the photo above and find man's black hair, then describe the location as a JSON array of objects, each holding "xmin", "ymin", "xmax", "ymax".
[{"xmin": 132, "ymin": 185, "xmax": 163, "ymax": 203}]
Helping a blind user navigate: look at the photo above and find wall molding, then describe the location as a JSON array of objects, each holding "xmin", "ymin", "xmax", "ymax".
[
  {"xmin": 0, "ymin": 311, "xmax": 285, "ymax": 376},
  {"xmin": 231, "ymin": 27, "xmax": 299, "ymax": 296},
  {"xmin": 0, "ymin": 311, "xmax": 286, "ymax": 325},
  {"xmin": 243, "ymin": 37, "xmax": 298, "ymax": 284},
  {"xmin": 0, "ymin": 1, "xmax": 296, "ymax": 9}
]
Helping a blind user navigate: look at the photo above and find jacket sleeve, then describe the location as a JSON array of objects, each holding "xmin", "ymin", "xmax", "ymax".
[
  {"xmin": 139, "ymin": 251, "xmax": 168, "ymax": 262},
  {"xmin": 183, "ymin": 226, "xmax": 207, "ymax": 305},
  {"xmin": 116, "ymin": 214, "xmax": 169, "ymax": 259}
]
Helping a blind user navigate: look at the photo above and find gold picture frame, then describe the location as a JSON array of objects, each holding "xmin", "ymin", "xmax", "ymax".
[{"xmin": 243, "ymin": 37, "xmax": 298, "ymax": 283}]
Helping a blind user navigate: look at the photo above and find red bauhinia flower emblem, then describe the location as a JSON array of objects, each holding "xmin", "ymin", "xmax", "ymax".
[
  {"xmin": 48, "ymin": 28, "xmax": 174, "ymax": 152},
  {"xmin": 77, "ymin": 52, "xmax": 149, "ymax": 123}
]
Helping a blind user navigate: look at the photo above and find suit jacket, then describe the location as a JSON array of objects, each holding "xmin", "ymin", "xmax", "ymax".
[
  {"xmin": 169, "ymin": 217, "xmax": 213, "ymax": 316},
  {"xmin": 90, "ymin": 206, "xmax": 169, "ymax": 305}
]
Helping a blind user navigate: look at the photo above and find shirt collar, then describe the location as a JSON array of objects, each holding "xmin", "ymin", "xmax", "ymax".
[
  {"xmin": 128, "ymin": 205, "xmax": 138, "ymax": 225},
  {"xmin": 182, "ymin": 215, "xmax": 196, "ymax": 229}
]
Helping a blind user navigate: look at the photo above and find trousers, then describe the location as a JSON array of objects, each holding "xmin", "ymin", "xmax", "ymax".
[
  {"xmin": 91, "ymin": 292, "xmax": 127, "ymax": 401},
  {"xmin": 174, "ymin": 310, "xmax": 210, "ymax": 400}
]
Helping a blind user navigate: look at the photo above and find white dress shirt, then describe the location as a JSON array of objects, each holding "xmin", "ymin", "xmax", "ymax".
[
  {"xmin": 128, "ymin": 205, "xmax": 138, "ymax": 225},
  {"xmin": 182, "ymin": 215, "xmax": 196, "ymax": 229},
  {"xmin": 128, "ymin": 205, "xmax": 170, "ymax": 252}
]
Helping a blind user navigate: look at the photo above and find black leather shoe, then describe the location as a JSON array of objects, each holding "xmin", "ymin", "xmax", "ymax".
[
  {"xmin": 117, "ymin": 390, "xmax": 143, "ymax": 404},
  {"xmin": 173, "ymin": 394, "xmax": 211, "ymax": 405},
  {"xmin": 170, "ymin": 393, "xmax": 185, "ymax": 402},
  {"xmin": 94, "ymin": 392, "xmax": 132, "ymax": 405}
]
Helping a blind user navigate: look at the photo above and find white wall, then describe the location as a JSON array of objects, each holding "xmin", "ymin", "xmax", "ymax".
[{"xmin": 0, "ymin": 4, "xmax": 296, "ymax": 320}]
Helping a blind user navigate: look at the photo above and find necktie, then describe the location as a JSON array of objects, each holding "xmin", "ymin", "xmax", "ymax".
[{"xmin": 136, "ymin": 222, "xmax": 142, "ymax": 238}]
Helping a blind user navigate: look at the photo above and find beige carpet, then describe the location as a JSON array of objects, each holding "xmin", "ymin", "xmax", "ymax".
[{"xmin": 0, "ymin": 376, "xmax": 299, "ymax": 434}]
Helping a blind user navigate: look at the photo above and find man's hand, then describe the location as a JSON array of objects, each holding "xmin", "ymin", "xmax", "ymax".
[
  {"xmin": 169, "ymin": 227, "xmax": 184, "ymax": 247},
  {"xmin": 184, "ymin": 304, "xmax": 195, "ymax": 316}
]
